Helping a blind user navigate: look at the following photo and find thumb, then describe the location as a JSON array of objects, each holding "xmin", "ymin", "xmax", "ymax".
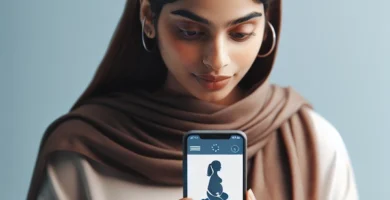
[{"xmin": 247, "ymin": 189, "xmax": 257, "ymax": 200}]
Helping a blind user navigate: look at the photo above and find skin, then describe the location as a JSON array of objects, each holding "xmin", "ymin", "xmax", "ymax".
[
  {"xmin": 139, "ymin": 0, "xmax": 265, "ymax": 199},
  {"xmin": 140, "ymin": 0, "xmax": 266, "ymax": 105}
]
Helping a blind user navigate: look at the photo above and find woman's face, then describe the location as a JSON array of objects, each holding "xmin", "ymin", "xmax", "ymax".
[{"xmin": 143, "ymin": 0, "xmax": 266, "ymax": 104}]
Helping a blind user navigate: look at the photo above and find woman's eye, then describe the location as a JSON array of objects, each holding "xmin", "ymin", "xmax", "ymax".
[
  {"xmin": 178, "ymin": 29, "xmax": 204, "ymax": 40},
  {"xmin": 230, "ymin": 32, "xmax": 253, "ymax": 41}
]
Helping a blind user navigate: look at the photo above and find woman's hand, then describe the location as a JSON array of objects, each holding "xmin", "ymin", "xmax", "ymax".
[{"xmin": 180, "ymin": 188, "xmax": 257, "ymax": 200}]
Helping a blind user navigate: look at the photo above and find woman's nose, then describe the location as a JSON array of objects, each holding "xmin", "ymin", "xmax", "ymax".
[{"xmin": 202, "ymin": 37, "xmax": 231, "ymax": 71}]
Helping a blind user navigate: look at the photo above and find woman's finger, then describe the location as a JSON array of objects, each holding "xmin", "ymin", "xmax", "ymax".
[
  {"xmin": 179, "ymin": 198, "xmax": 192, "ymax": 200},
  {"xmin": 247, "ymin": 189, "xmax": 257, "ymax": 200}
]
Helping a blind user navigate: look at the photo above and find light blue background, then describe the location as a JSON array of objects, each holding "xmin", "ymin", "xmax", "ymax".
[{"xmin": 1, "ymin": 0, "xmax": 389, "ymax": 199}]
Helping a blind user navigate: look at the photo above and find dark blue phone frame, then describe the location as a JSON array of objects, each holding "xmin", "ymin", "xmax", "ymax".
[{"xmin": 182, "ymin": 130, "xmax": 247, "ymax": 200}]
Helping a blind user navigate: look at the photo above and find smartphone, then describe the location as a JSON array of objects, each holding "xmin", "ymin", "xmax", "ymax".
[{"xmin": 183, "ymin": 130, "xmax": 247, "ymax": 200}]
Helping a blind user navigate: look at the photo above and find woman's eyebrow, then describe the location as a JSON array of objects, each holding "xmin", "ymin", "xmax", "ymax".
[
  {"xmin": 228, "ymin": 12, "xmax": 263, "ymax": 26},
  {"xmin": 170, "ymin": 9, "xmax": 262, "ymax": 27},
  {"xmin": 170, "ymin": 9, "xmax": 209, "ymax": 24}
]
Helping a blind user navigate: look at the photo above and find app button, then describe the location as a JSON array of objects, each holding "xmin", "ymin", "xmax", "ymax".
[
  {"xmin": 211, "ymin": 144, "xmax": 220, "ymax": 152},
  {"xmin": 231, "ymin": 145, "xmax": 239, "ymax": 153},
  {"xmin": 190, "ymin": 146, "xmax": 201, "ymax": 151}
]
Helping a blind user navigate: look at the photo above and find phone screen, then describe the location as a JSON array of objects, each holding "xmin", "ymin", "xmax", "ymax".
[{"xmin": 184, "ymin": 132, "xmax": 246, "ymax": 200}]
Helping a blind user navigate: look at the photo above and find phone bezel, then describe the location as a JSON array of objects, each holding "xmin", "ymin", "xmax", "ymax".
[{"xmin": 182, "ymin": 130, "xmax": 247, "ymax": 200}]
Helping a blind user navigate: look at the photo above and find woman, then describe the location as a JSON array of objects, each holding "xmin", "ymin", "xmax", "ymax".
[
  {"xmin": 27, "ymin": 0, "xmax": 359, "ymax": 199},
  {"xmin": 205, "ymin": 161, "xmax": 228, "ymax": 200}
]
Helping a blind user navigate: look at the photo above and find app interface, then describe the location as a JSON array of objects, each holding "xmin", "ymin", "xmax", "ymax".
[{"xmin": 186, "ymin": 135, "xmax": 244, "ymax": 200}]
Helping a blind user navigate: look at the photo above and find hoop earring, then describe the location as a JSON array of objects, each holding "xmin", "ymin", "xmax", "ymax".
[
  {"xmin": 257, "ymin": 21, "xmax": 276, "ymax": 58},
  {"xmin": 141, "ymin": 17, "xmax": 152, "ymax": 52}
]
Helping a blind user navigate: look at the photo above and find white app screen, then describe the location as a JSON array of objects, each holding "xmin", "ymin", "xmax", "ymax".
[{"xmin": 187, "ymin": 154, "xmax": 243, "ymax": 200}]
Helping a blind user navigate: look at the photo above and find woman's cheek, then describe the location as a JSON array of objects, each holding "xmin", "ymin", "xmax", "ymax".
[
  {"xmin": 232, "ymin": 47, "xmax": 256, "ymax": 71},
  {"xmin": 239, "ymin": 37, "xmax": 263, "ymax": 68},
  {"xmin": 159, "ymin": 28, "xmax": 200, "ymax": 70},
  {"xmin": 170, "ymin": 40, "xmax": 201, "ymax": 70}
]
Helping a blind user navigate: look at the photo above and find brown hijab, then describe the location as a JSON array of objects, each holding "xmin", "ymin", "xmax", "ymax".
[{"xmin": 27, "ymin": 0, "xmax": 319, "ymax": 199}]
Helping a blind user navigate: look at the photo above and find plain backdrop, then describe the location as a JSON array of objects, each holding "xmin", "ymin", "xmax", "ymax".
[{"xmin": 1, "ymin": 0, "xmax": 390, "ymax": 199}]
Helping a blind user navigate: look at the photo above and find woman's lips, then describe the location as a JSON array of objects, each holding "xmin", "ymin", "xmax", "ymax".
[{"xmin": 192, "ymin": 73, "xmax": 232, "ymax": 91}]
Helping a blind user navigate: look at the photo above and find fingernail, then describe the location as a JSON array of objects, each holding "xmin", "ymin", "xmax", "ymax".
[{"xmin": 248, "ymin": 189, "xmax": 257, "ymax": 200}]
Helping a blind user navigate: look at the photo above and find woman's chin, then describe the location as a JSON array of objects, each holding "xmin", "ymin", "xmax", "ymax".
[
  {"xmin": 192, "ymin": 89, "xmax": 234, "ymax": 105},
  {"xmin": 180, "ymin": 80, "xmax": 239, "ymax": 105}
]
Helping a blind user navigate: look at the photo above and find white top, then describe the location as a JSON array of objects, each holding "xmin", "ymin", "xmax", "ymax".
[{"xmin": 37, "ymin": 110, "xmax": 359, "ymax": 200}]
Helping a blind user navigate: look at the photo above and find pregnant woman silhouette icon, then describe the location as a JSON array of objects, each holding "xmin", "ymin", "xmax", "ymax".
[{"xmin": 203, "ymin": 160, "xmax": 229, "ymax": 200}]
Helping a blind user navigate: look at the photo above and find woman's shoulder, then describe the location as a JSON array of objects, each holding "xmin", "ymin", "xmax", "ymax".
[
  {"xmin": 44, "ymin": 104, "xmax": 122, "ymax": 139},
  {"xmin": 40, "ymin": 151, "xmax": 138, "ymax": 199},
  {"xmin": 307, "ymin": 109, "xmax": 351, "ymax": 159},
  {"xmin": 39, "ymin": 151, "xmax": 183, "ymax": 200},
  {"xmin": 306, "ymin": 109, "xmax": 359, "ymax": 199},
  {"xmin": 38, "ymin": 151, "xmax": 103, "ymax": 199}
]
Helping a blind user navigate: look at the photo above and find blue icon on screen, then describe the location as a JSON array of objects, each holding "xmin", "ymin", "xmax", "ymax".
[
  {"xmin": 230, "ymin": 145, "xmax": 239, "ymax": 153},
  {"xmin": 202, "ymin": 160, "xmax": 229, "ymax": 200},
  {"xmin": 211, "ymin": 144, "xmax": 220, "ymax": 152}
]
